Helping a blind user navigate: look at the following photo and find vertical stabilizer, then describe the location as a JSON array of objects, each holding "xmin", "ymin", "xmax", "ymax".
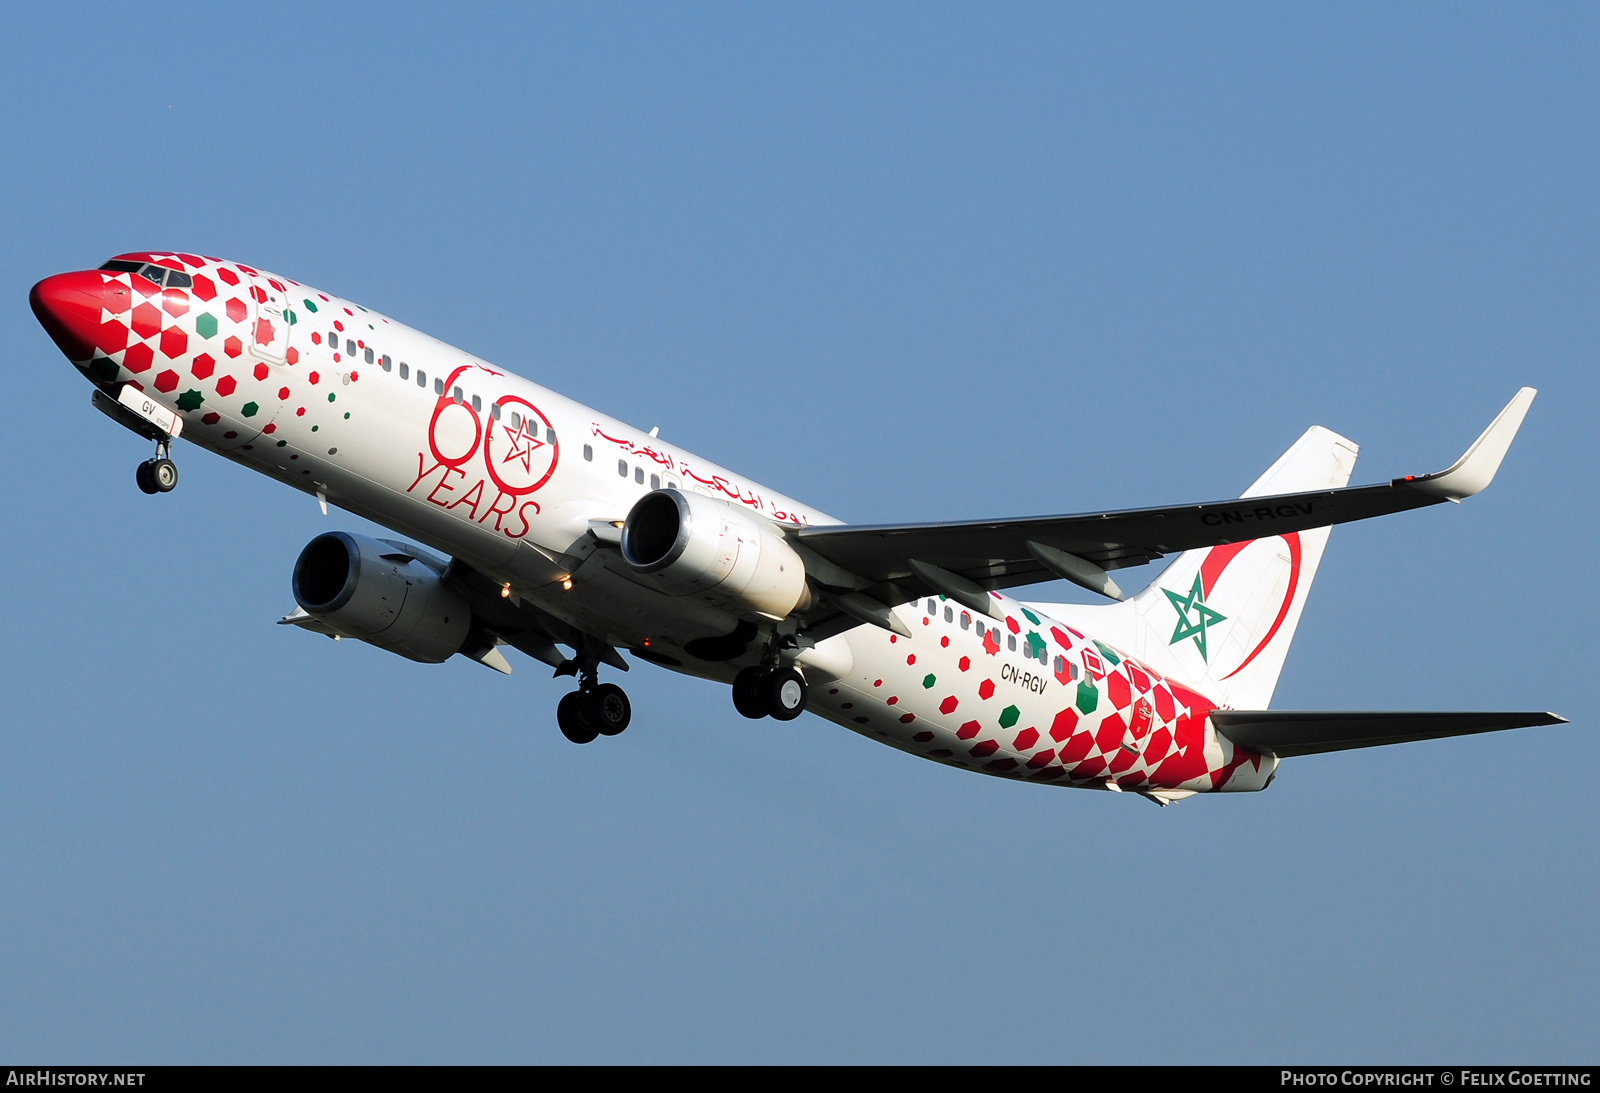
[{"xmin": 1031, "ymin": 426, "xmax": 1358, "ymax": 710}]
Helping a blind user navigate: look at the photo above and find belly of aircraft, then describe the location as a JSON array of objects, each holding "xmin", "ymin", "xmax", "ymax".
[{"xmin": 805, "ymin": 607, "xmax": 1275, "ymax": 795}]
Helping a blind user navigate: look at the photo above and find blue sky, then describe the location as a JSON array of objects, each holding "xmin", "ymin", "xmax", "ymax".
[{"xmin": 1, "ymin": 2, "xmax": 1595, "ymax": 1062}]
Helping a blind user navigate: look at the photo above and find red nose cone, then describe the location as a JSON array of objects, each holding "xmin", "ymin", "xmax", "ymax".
[{"xmin": 31, "ymin": 271, "xmax": 109, "ymax": 362}]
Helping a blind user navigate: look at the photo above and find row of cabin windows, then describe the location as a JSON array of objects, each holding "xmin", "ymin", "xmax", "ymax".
[
  {"xmin": 357, "ymin": 347, "xmax": 560, "ymax": 444},
  {"xmin": 921, "ymin": 597, "xmax": 1077, "ymax": 677},
  {"xmin": 330, "ymin": 335, "xmax": 380, "ymax": 367},
  {"xmin": 576, "ymin": 445, "xmax": 676, "ymax": 491}
]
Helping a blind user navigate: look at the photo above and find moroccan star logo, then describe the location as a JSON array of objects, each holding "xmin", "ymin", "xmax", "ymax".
[
  {"xmin": 481, "ymin": 395, "xmax": 560, "ymax": 496},
  {"xmin": 501, "ymin": 418, "xmax": 544, "ymax": 474},
  {"xmin": 1163, "ymin": 574, "xmax": 1227, "ymax": 661}
]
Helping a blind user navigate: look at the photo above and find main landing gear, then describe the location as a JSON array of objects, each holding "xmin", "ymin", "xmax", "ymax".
[
  {"xmin": 135, "ymin": 438, "xmax": 178, "ymax": 495},
  {"xmin": 732, "ymin": 664, "xmax": 808, "ymax": 721},
  {"xmin": 554, "ymin": 654, "xmax": 632, "ymax": 744}
]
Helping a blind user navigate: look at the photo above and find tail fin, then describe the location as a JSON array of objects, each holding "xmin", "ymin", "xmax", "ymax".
[{"xmin": 1031, "ymin": 426, "xmax": 1358, "ymax": 709}]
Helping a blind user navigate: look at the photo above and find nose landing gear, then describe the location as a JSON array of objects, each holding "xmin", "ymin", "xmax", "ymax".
[{"xmin": 135, "ymin": 439, "xmax": 179, "ymax": 495}]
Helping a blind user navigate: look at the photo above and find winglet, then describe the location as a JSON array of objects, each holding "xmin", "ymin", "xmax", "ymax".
[{"xmin": 1409, "ymin": 388, "xmax": 1536, "ymax": 502}]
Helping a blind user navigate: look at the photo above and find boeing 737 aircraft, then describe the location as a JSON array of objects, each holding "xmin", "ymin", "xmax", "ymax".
[{"xmin": 30, "ymin": 253, "xmax": 1564, "ymax": 804}]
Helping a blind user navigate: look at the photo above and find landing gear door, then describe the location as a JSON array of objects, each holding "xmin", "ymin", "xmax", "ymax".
[{"xmin": 248, "ymin": 274, "xmax": 291, "ymax": 364}]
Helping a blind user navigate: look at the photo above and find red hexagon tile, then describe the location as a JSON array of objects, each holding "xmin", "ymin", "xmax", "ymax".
[
  {"xmin": 130, "ymin": 303, "xmax": 162, "ymax": 340},
  {"xmin": 122, "ymin": 343, "xmax": 154, "ymax": 374},
  {"xmin": 159, "ymin": 326, "xmax": 187, "ymax": 359}
]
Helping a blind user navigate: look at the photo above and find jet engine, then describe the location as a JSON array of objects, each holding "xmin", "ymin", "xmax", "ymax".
[
  {"xmin": 620, "ymin": 489, "xmax": 812, "ymax": 620},
  {"xmin": 292, "ymin": 531, "xmax": 472, "ymax": 663}
]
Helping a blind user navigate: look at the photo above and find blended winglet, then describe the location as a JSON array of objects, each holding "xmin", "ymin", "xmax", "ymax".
[{"xmin": 1408, "ymin": 387, "xmax": 1536, "ymax": 502}]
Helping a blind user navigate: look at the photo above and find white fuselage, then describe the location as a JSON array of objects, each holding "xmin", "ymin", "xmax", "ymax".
[{"xmin": 43, "ymin": 255, "xmax": 1275, "ymax": 799}]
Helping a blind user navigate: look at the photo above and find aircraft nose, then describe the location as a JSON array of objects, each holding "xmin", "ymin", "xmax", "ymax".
[{"xmin": 30, "ymin": 270, "xmax": 112, "ymax": 362}]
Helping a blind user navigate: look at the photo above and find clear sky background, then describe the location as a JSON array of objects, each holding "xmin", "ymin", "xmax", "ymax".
[{"xmin": 1, "ymin": 2, "xmax": 1595, "ymax": 1064}]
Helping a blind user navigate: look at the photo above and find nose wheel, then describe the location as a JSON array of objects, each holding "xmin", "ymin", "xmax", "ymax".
[
  {"xmin": 135, "ymin": 439, "xmax": 178, "ymax": 495},
  {"xmin": 136, "ymin": 458, "xmax": 178, "ymax": 494}
]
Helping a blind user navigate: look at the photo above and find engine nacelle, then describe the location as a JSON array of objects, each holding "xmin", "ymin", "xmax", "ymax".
[
  {"xmin": 292, "ymin": 532, "xmax": 472, "ymax": 663},
  {"xmin": 620, "ymin": 489, "xmax": 812, "ymax": 620}
]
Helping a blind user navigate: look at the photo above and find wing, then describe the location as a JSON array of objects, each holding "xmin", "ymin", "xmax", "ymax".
[
  {"xmin": 1210, "ymin": 710, "xmax": 1568, "ymax": 758},
  {"xmin": 794, "ymin": 388, "xmax": 1535, "ymax": 620}
]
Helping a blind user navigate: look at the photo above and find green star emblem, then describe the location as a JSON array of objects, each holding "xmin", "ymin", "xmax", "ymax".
[{"xmin": 1163, "ymin": 573, "xmax": 1226, "ymax": 661}]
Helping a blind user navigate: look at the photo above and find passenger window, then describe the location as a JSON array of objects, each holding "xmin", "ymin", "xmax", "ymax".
[
  {"xmin": 618, "ymin": 460, "xmax": 628, "ymax": 477},
  {"xmin": 635, "ymin": 466, "xmax": 644, "ymax": 484},
  {"xmin": 583, "ymin": 444, "xmax": 593, "ymax": 461},
  {"xmin": 434, "ymin": 378, "xmax": 444, "ymax": 395},
  {"xmin": 944, "ymin": 607, "xmax": 953, "ymax": 623},
  {"xmin": 927, "ymin": 600, "xmax": 936, "ymax": 615},
  {"xmin": 399, "ymin": 362, "xmax": 409, "ymax": 379},
  {"xmin": 960, "ymin": 612, "xmax": 970, "ymax": 630},
  {"xmin": 381, "ymin": 355, "xmax": 391, "ymax": 371},
  {"xmin": 328, "ymin": 331, "xmax": 338, "ymax": 347},
  {"xmin": 364, "ymin": 348, "xmax": 374, "ymax": 364},
  {"xmin": 346, "ymin": 340, "xmax": 356, "ymax": 356},
  {"xmin": 417, "ymin": 370, "xmax": 427, "ymax": 387},
  {"xmin": 1007, "ymin": 634, "xmax": 1017, "ymax": 651},
  {"xmin": 667, "ymin": 480, "xmax": 678, "ymax": 490},
  {"xmin": 546, "ymin": 427, "xmax": 555, "ymax": 445},
  {"xmin": 490, "ymin": 402, "xmax": 501, "ymax": 420},
  {"xmin": 510, "ymin": 412, "xmax": 521, "ymax": 430},
  {"xmin": 471, "ymin": 394, "xmax": 482, "ymax": 413},
  {"xmin": 650, "ymin": 474, "xmax": 660, "ymax": 490},
  {"xmin": 452, "ymin": 386, "xmax": 463, "ymax": 404}
]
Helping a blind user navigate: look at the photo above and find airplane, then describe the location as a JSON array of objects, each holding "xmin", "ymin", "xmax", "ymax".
[{"xmin": 30, "ymin": 252, "xmax": 1565, "ymax": 804}]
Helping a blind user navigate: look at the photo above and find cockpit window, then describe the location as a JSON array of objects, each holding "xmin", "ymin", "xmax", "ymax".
[{"xmin": 98, "ymin": 261, "xmax": 192, "ymax": 289}]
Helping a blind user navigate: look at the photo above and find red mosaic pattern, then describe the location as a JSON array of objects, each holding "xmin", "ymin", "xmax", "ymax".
[{"xmin": 825, "ymin": 593, "xmax": 1270, "ymax": 800}]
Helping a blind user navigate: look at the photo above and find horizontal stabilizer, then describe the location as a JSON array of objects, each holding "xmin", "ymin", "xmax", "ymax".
[{"xmin": 1212, "ymin": 709, "xmax": 1567, "ymax": 758}]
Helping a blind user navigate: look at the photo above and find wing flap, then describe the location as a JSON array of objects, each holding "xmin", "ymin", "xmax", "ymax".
[{"xmin": 1211, "ymin": 710, "xmax": 1568, "ymax": 758}]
